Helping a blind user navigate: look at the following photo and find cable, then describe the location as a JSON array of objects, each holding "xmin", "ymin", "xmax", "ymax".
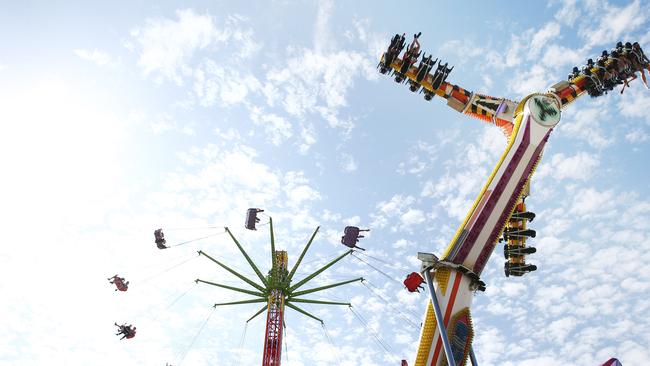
[
  {"xmin": 165, "ymin": 225, "xmax": 224, "ymax": 231},
  {"xmin": 238, "ymin": 323, "xmax": 248, "ymax": 365},
  {"xmin": 351, "ymin": 253, "xmax": 401, "ymax": 284},
  {"xmin": 136, "ymin": 253, "xmax": 200, "ymax": 286},
  {"xmin": 348, "ymin": 306, "xmax": 397, "ymax": 361},
  {"xmin": 356, "ymin": 251, "xmax": 397, "ymax": 267},
  {"xmin": 364, "ymin": 280, "xmax": 421, "ymax": 320},
  {"xmin": 283, "ymin": 323, "xmax": 289, "ymax": 364},
  {"xmin": 177, "ymin": 306, "xmax": 215, "ymax": 366},
  {"xmin": 170, "ymin": 230, "xmax": 227, "ymax": 247},
  {"xmin": 321, "ymin": 322, "xmax": 342, "ymax": 366},
  {"xmin": 361, "ymin": 281, "xmax": 419, "ymax": 328},
  {"xmin": 164, "ymin": 284, "xmax": 195, "ymax": 310},
  {"xmin": 132, "ymin": 283, "xmax": 196, "ymax": 325}
]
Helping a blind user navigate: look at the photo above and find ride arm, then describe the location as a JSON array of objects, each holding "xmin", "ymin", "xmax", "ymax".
[
  {"xmin": 195, "ymin": 279, "xmax": 266, "ymax": 297},
  {"xmin": 287, "ymin": 249, "xmax": 353, "ymax": 292},
  {"xmin": 287, "ymin": 298, "xmax": 351, "ymax": 306},
  {"xmin": 286, "ymin": 226, "xmax": 320, "ymax": 282},
  {"xmin": 549, "ymin": 42, "xmax": 650, "ymax": 109},
  {"xmin": 269, "ymin": 217, "xmax": 276, "ymax": 273},
  {"xmin": 289, "ymin": 277, "xmax": 363, "ymax": 297},
  {"xmin": 213, "ymin": 298, "xmax": 267, "ymax": 307},
  {"xmin": 198, "ymin": 250, "xmax": 266, "ymax": 292},
  {"xmin": 246, "ymin": 305, "xmax": 268, "ymax": 323},
  {"xmin": 285, "ymin": 302, "xmax": 323, "ymax": 324},
  {"xmin": 225, "ymin": 227, "xmax": 269, "ymax": 287},
  {"xmin": 379, "ymin": 50, "xmax": 517, "ymax": 137}
]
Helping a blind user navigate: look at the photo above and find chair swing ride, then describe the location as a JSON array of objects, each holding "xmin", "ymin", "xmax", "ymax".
[{"xmin": 108, "ymin": 30, "xmax": 649, "ymax": 366}]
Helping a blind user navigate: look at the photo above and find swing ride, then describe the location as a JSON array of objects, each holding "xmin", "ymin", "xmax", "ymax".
[
  {"xmin": 109, "ymin": 210, "xmax": 383, "ymax": 365},
  {"xmin": 196, "ymin": 215, "xmax": 364, "ymax": 366},
  {"xmin": 107, "ymin": 31, "xmax": 648, "ymax": 366},
  {"xmin": 377, "ymin": 33, "xmax": 650, "ymax": 366}
]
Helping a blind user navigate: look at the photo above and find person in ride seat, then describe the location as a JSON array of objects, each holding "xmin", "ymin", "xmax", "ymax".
[
  {"xmin": 154, "ymin": 229, "xmax": 168, "ymax": 249},
  {"xmin": 108, "ymin": 275, "xmax": 129, "ymax": 291},
  {"xmin": 115, "ymin": 323, "xmax": 136, "ymax": 340},
  {"xmin": 406, "ymin": 32, "xmax": 422, "ymax": 57},
  {"xmin": 403, "ymin": 272, "xmax": 425, "ymax": 293}
]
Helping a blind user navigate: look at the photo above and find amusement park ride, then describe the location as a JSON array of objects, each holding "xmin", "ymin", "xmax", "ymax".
[
  {"xmin": 109, "ymin": 31, "xmax": 650, "ymax": 366},
  {"xmin": 376, "ymin": 33, "xmax": 650, "ymax": 366},
  {"xmin": 195, "ymin": 209, "xmax": 363, "ymax": 366}
]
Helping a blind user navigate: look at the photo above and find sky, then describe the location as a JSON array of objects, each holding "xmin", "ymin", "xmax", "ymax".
[{"xmin": 1, "ymin": 0, "xmax": 650, "ymax": 365}]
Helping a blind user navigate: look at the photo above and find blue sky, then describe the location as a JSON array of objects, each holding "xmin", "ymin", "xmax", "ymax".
[{"xmin": 1, "ymin": 1, "xmax": 650, "ymax": 365}]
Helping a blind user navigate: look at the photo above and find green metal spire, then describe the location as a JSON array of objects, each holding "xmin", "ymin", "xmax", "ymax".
[
  {"xmin": 225, "ymin": 227, "xmax": 269, "ymax": 287},
  {"xmin": 195, "ymin": 279, "xmax": 266, "ymax": 297},
  {"xmin": 198, "ymin": 250, "xmax": 266, "ymax": 292},
  {"xmin": 288, "ymin": 249, "xmax": 353, "ymax": 292},
  {"xmin": 287, "ymin": 226, "xmax": 320, "ymax": 282},
  {"xmin": 269, "ymin": 217, "xmax": 276, "ymax": 273},
  {"xmin": 289, "ymin": 277, "xmax": 363, "ymax": 297},
  {"xmin": 285, "ymin": 302, "xmax": 323, "ymax": 324}
]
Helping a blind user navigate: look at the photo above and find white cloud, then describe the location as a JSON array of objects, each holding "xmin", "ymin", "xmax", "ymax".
[
  {"xmin": 440, "ymin": 39, "xmax": 487, "ymax": 67},
  {"xmin": 192, "ymin": 59, "xmax": 261, "ymax": 107},
  {"xmin": 560, "ymin": 107, "xmax": 614, "ymax": 148},
  {"xmin": 400, "ymin": 209, "xmax": 426, "ymax": 227},
  {"xmin": 504, "ymin": 29, "xmax": 535, "ymax": 68},
  {"xmin": 371, "ymin": 195, "xmax": 419, "ymax": 230},
  {"xmin": 249, "ymin": 106, "xmax": 293, "ymax": 146},
  {"xmin": 529, "ymin": 22, "xmax": 561, "ymax": 59},
  {"xmin": 283, "ymin": 171, "xmax": 322, "ymax": 209},
  {"xmin": 396, "ymin": 141, "xmax": 441, "ymax": 176},
  {"xmin": 625, "ymin": 129, "xmax": 649, "ymax": 143},
  {"xmin": 74, "ymin": 48, "xmax": 113, "ymax": 66},
  {"xmin": 536, "ymin": 151, "xmax": 600, "ymax": 181},
  {"xmin": 554, "ymin": 0, "xmax": 580, "ymax": 26},
  {"xmin": 509, "ymin": 65, "xmax": 550, "ymax": 96},
  {"xmin": 340, "ymin": 153, "xmax": 358, "ymax": 172},
  {"xmin": 542, "ymin": 44, "xmax": 585, "ymax": 69},
  {"xmin": 547, "ymin": 316, "xmax": 578, "ymax": 343},
  {"xmin": 314, "ymin": 0, "xmax": 334, "ymax": 53},
  {"xmin": 579, "ymin": 0, "xmax": 646, "ymax": 48},
  {"xmin": 570, "ymin": 187, "xmax": 615, "ymax": 216},
  {"xmin": 267, "ymin": 48, "xmax": 369, "ymax": 118},
  {"xmin": 617, "ymin": 87, "xmax": 650, "ymax": 122},
  {"xmin": 298, "ymin": 122, "xmax": 317, "ymax": 154},
  {"xmin": 129, "ymin": 9, "xmax": 227, "ymax": 84},
  {"xmin": 262, "ymin": 17, "xmax": 379, "ymax": 137},
  {"xmin": 392, "ymin": 239, "xmax": 412, "ymax": 249}
]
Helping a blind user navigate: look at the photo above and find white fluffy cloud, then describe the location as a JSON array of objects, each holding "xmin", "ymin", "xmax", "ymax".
[
  {"xmin": 249, "ymin": 106, "xmax": 293, "ymax": 146},
  {"xmin": 74, "ymin": 48, "xmax": 114, "ymax": 66},
  {"xmin": 340, "ymin": 153, "xmax": 358, "ymax": 172},
  {"xmin": 129, "ymin": 9, "xmax": 227, "ymax": 84},
  {"xmin": 579, "ymin": 0, "xmax": 647, "ymax": 48},
  {"xmin": 368, "ymin": 198, "xmax": 431, "ymax": 233},
  {"xmin": 560, "ymin": 107, "xmax": 614, "ymax": 148},
  {"xmin": 529, "ymin": 22, "xmax": 562, "ymax": 59},
  {"xmin": 536, "ymin": 151, "xmax": 600, "ymax": 181}
]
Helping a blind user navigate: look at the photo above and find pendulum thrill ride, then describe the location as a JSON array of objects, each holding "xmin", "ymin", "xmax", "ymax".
[{"xmin": 378, "ymin": 33, "xmax": 650, "ymax": 366}]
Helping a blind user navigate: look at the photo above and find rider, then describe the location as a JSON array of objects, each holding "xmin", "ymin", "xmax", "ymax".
[
  {"xmin": 406, "ymin": 32, "xmax": 422, "ymax": 57},
  {"xmin": 115, "ymin": 323, "xmax": 136, "ymax": 339},
  {"xmin": 403, "ymin": 272, "xmax": 425, "ymax": 293},
  {"xmin": 154, "ymin": 229, "xmax": 168, "ymax": 249},
  {"xmin": 108, "ymin": 275, "xmax": 129, "ymax": 291},
  {"xmin": 115, "ymin": 323, "xmax": 137, "ymax": 340}
]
